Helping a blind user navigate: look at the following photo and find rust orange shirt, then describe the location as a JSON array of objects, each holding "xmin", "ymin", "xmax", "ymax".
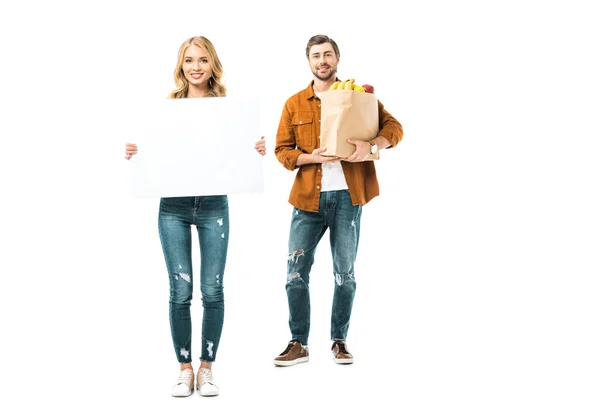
[{"xmin": 275, "ymin": 80, "xmax": 403, "ymax": 212}]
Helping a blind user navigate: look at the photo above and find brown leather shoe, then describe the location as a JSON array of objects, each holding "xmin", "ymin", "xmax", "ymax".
[
  {"xmin": 331, "ymin": 340, "xmax": 354, "ymax": 364},
  {"xmin": 273, "ymin": 341, "xmax": 309, "ymax": 366}
]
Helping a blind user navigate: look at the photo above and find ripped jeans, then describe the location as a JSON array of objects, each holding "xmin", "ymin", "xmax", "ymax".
[
  {"xmin": 158, "ymin": 196, "xmax": 229, "ymax": 363},
  {"xmin": 286, "ymin": 190, "xmax": 362, "ymax": 345}
]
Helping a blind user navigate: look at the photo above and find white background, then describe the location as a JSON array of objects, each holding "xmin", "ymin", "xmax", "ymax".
[{"xmin": 1, "ymin": 1, "xmax": 599, "ymax": 399}]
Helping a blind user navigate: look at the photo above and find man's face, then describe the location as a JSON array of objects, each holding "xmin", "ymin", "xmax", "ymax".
[{"xmin": 309, "ymin": 43, "xmax": 338, "ymax": 81}]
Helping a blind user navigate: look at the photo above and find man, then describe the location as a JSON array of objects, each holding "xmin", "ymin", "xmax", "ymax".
[{"xmin": 273, "ymin": 34, "xmax": 403, "ymax": 366}]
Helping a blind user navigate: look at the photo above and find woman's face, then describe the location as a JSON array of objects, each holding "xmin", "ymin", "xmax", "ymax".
[{"xmin": 182, "ymin": 45, "xmax": 212, "ymax": 89}]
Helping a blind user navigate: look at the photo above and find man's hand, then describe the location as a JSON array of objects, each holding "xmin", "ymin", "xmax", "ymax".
[
  {"xmin": 311, "ymin": 147, "xmax": 344, "ymax": 163},
  {"xmin": 296, "ymin": 147, "xmax": 344, "ymax": 166},
  {"xmin": 345, "ymin": 139, "xmax": 370, "ymax": 162}
]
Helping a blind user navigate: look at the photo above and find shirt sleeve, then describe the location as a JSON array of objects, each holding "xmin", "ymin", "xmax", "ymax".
[
  {"xmin": 274, "ymin": 101, "xmax": 303, "ymax": 170},
  {"xmin": 376, "ymin": 100, "xmax": 404, "ymax": 148}
]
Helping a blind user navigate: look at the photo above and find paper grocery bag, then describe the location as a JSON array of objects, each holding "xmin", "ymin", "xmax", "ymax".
[{"xmin": 319, "ymin": 90, "xmax": 379, "ymax": 160}]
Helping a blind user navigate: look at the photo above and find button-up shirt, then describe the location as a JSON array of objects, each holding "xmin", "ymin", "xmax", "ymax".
[{"xmin": 275, "ymin": 80, "xmax": 403, "ymax": 212}]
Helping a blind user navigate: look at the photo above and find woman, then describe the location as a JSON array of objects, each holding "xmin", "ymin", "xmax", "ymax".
[{"xmin": 125, "ymin": 36, "xmax": 266, "ymax": 397}]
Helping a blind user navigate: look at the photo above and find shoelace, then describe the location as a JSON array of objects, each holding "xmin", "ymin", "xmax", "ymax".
[
  {"xmin": 280, "ymin": 342, "xmax": 295, "ymax": 356},
  {"xmin": 199, "ymin": 369, "xmax": 214, "ymax": 385},
  {"xmin": 178, "ymin": 369, "xmax": 193, "ymax": 384},
  {"xmin": 334, "ymin": 341, "xmax": 349, "ymax": 354}
]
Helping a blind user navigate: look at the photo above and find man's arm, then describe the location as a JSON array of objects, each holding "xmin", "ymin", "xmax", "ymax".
[
  {"xmin": 274, "ymin": 102, "xmax": 303, "ymax": 171},
  {"xmin": 375, "ymin": 99, "xmax": 403, "ymax": 149},
  {"xmin": 345, "ymin": 99, "xmax": 403, "ymax": 162},
  {"xmin": 296, "ymin": 149, "xmax": 342, "ymax": 165},
  {"xmin": 371, "ymin": 135, "xmax": 391, "ymax": 150},
  {"xmin": 274, "ymin": 102, "xmax": 343, "ymax": 169}
]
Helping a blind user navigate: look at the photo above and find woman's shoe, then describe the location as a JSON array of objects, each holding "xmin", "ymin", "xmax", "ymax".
[
  {"xmin": 172, "ymin": 368, "xmax": 194, "ymax": 397},
  {"xmin": 196, "ymin": 368, "xmax": 219, "ymax": 397}
]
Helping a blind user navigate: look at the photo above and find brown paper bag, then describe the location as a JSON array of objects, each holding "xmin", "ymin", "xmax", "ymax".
[{"xmin": 319, "ymin": 90, "xmax": 380, "ymax": 160}]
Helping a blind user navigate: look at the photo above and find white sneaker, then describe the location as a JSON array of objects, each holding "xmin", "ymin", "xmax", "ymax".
[
  {"xmin": 172, "ymin": 369, "xmax": 194, "ymax": 397},
  {"xmin": 197, "ymin": 368, "xmax": 219, "ymax": 397}
]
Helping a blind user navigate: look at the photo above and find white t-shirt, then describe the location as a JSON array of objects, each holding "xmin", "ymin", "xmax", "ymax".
[
  {"xmin": 321, "ymin": 161, "xmax": 349, "ymax": 191},
  {"xmin": 315, "ymin": 91, "xmax": 349, "ymax": 191}
]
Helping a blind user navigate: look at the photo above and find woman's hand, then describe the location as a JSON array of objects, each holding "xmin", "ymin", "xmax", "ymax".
[
  {"xmin": 125, "ymin": 143, "xmax": 138, "ymax": 160},
  {"xmin": 255, "ymin": 136, "xmax": 266, "ymax": 156}
]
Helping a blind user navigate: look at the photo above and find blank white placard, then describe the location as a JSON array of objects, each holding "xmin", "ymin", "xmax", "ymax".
[{"xmin": 128, "ymin": 96, "xmax": 264, "ymax": 198}]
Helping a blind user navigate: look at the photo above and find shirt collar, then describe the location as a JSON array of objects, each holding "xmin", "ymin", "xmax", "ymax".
[
  {"xmin": 304, "ymin": 78, "xmax": 341, "ymax": 100},
  {"xmin": 303, "ymin": 80, "xmax": 317, "ymax": 100}
]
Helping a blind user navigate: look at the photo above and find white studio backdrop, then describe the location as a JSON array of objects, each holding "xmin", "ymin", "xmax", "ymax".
[{"xmin": 1, "ymin": 1, "xmax": 599, "ymax": 399}]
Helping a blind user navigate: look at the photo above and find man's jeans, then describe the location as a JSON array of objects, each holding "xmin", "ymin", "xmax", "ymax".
[
  {"xmin": 158, "ymin": 195, "xmax": 229, "ymax": 363},
  {"xmin": 286, "ymin": 190, "xmax": 362, "ymax": 345}
]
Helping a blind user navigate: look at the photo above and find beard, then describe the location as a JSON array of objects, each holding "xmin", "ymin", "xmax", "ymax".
[{"xmin": 312, "ymin": 65, "xmax": 337, "ymax": 81}]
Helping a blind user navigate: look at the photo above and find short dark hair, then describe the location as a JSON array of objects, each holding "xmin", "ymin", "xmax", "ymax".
[{"xmin": 305, "ymin": 34, "xmax": 340, "ymax": 59}]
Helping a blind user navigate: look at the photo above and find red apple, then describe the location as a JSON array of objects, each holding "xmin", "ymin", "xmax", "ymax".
[{"xmin": 362, "ymin": 84, "xmax": 374, "ymax": 94}]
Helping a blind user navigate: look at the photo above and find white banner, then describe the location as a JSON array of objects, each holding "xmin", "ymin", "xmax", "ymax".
[{"xmin": 127, "ymin": 97, "xmax": 264, "ymax": 198}]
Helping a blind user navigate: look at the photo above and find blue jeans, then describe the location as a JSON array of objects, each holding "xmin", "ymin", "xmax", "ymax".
[
  {"xmin": 158, "ymin": 196, "xmax": 229, "ymax": 363},
  {"xmin": 286, "ymin": 190, "xmax": 362, "ymax": 345}
]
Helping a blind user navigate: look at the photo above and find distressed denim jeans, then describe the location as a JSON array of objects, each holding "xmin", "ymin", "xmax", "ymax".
[
  {"xmin": 158, "ymin": 196, "xmax": 229, "ymax": 363},
  {"xmin": 286, "ymin": 190, "xmax": 362, "ymax": 345}
]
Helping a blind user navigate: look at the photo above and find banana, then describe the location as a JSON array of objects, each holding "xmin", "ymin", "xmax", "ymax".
[{"xmin": 331, "ymin": 79, "xmax": 364, "ymax": 91}]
